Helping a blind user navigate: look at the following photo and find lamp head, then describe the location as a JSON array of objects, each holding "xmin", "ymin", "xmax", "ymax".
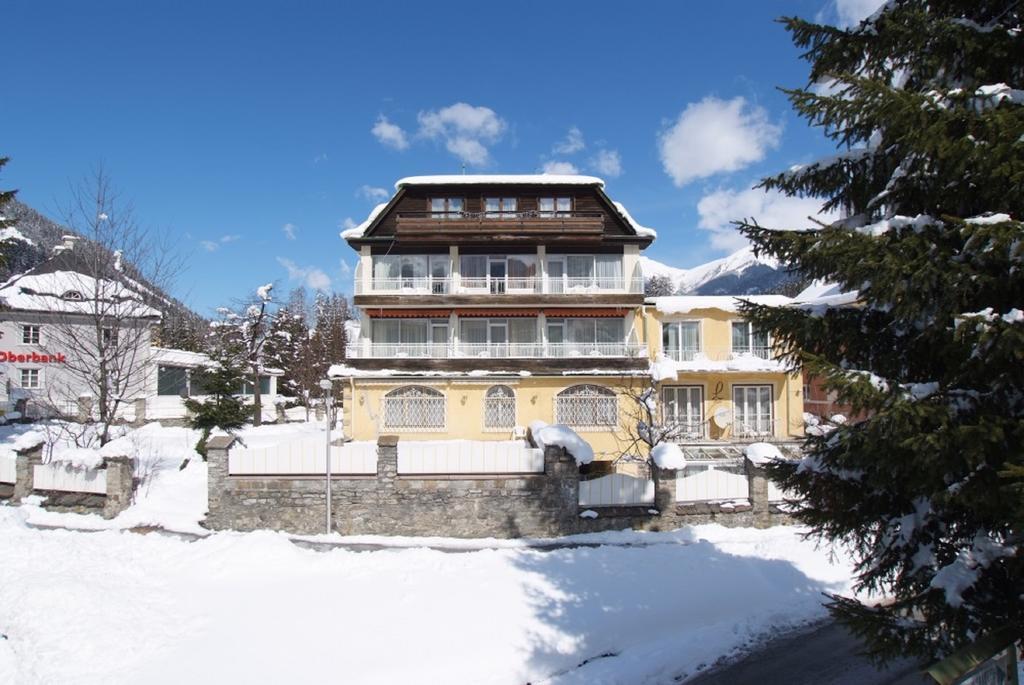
[{"xmin": 319, "ymin": 379, "xmax": 333, "ymax": 391}]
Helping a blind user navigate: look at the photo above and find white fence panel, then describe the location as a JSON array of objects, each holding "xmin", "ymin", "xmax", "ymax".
[
  {"xmin": 398, "ymin": 440, "xmax": 544, "ymax": 474},
  {"xmin": 676, "ymin": 462, "xmax": 750, "ymax": 503},
  {"xmin": 579, "ymin": 474, "xmax": 655, "ymax": 507},
  {"xmin": 768, "ymin": 479, "xmax": 799, "ymax": 503},
  {"xmin": 228, "ymin": 438, "xmax": 377, "ymax": 476},
  {"xmin": 33, "ymin": 463, "xmax": 107, "ymax": 494},
  {"xmin": 0, "ymin": 455, "xmax": 16, "ymax": 484}
]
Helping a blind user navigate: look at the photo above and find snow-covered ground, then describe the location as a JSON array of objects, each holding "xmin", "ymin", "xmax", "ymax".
[{"xmin": 0, "ymin": 420, "xmax": 859, "ymax": 684}]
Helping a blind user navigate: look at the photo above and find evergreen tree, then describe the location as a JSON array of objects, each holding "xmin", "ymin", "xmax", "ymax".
[
  {"xmin": 0, "ymin": 156, "xmax": 18, "ymax": 266},
  {"xmin": 644, "ymin": 274, "xmax": 676, "ymax": 297},
  {"xmin": 184, "ymin": 343, "xmax": 249, "ymax": 456},
  {"xmin": 735, "ymin": 1, "xmax": 1023, "ymax": 663},
  {"xmin": 264, "ymin": 287, "xmax": 312, "ymax": 400}
]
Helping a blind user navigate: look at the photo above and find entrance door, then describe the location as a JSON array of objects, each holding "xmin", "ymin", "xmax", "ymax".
[{"xmin": 489, "ymin": 258, "xmax": 507, "ymax": 294}]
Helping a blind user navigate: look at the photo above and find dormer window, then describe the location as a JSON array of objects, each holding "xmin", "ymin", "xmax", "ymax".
[
  {"xmin": 430, "ymin": 197, "xmax": 463, "ymax": 218},
  {"xmin": 484, "ymin": 197, "xmax": 517, "ymax": 219},
  {"xmin": 538, "ymin": 197, "xmax": 572, "ymax": 217},
  {"xmin": 62, "ymin": 290, "xmax": 84, "ymax": 300}
]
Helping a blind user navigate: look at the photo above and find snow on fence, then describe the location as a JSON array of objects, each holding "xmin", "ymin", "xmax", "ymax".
[
  {"xmin": 0, "ymin": 455, "xmax": 16, "ymax": 484},
  {"xmin": 676, "ymin": 461, "xmax": 750, "ymax": 503},
  {"xmin": 398, "ymin": 440, "xmax": 544, "ymax": 474},
  {"xmin": 228, "ymin": 438, "xmax": 378, "ymax": 476},
  {"xmin": 32, "ymin": 463, "xmax": 107, "ymax": 494},
  {"xmin": 579, "ymin": 473, "xmax": 655, "ymax": 507}
]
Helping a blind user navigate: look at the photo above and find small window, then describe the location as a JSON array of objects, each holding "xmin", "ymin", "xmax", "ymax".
[
  {"xmin": 430, "ymin": 197, "xmax": 464, "ymax": 218},
  {"xmin": 22, "ymin": 325, "xmax": 40, "ymax": 345},
  {"xmin": 101, "ymin": 328, "xmax": 119, "ymax": 345},
  {"xmin": 20, "ymin": 368, "xmax": 41, "ymax": 389},
  {"xmin": 484, "ymin": 197, "xmax": 517, "ymax": 219},
  {"xmin": 538, "ymin": 197, "xmax": 572, "ymax": 217},
  {"xmin": 239, "ymin": 376, "xmax": 272, "ymax": 396},
  {"xmin": 158, "ymin": 366, "xmax": 189, "ymax": 396},
  {"xmin": 62, "ymin": 290, "xmax": 84, "ymax": 300},
  {"xmin": 484, "ymin": 385, "xmax": 516, "ymax": 429}
]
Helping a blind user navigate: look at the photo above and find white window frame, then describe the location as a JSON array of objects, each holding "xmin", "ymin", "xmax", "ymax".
[
  {"xmin": 538, "ymin": 196, "xmax": 573, "ymax": 217},
  {"xmin": 20, "ymin": 368, "xmax": 42, "ymax": 389},
  {"xmin": 483, "ymin": 385, "xmax": 517, "ymax": 431},
  {"xmin": 429, "ymin": 197, "xmax": 464, "ymax": 218},
  {"xmin": 732, "ymin": 384, "xmax": 775, "ymax": 439},
  {"xmin": 22, "ymin": 325, "xmax": 41, "ymax": 345},
  {"xmin": 730, "ymin": 319, "xmax": 771, "ymax": 358},
  {"xmin": 662, "ymin": 385, "xmax": 706, "ymax": 440},
  {"xmin": 484, "ymin": 197, "xmax": 518, "ymax": 219},
  {"xmin": 661, "ymin": 320, "xmax": 702, "ymax": 361}
]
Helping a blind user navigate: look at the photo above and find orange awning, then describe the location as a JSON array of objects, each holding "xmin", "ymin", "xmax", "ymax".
[
  {"xmin": 544, "ymin": 308, "xmax": 628, "ymax": 317},
  {"xmin": 368, "ymin": 309, "xmax": 451, "ymax": 318},
  {"xmin": 455, "ymin": 308, "xmax": 541, "ymax": 318}
]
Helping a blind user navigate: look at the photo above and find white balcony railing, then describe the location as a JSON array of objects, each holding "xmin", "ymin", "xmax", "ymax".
[
  {"xmin": 345, "ymin": 341, "xmax": 646, "ymax": 359},
  {"xmin": 663, "ymin": 346, "xmax": 777, "ymax": 362},
  {"xmin": 731, "ymin": 418, "xmax": 781, "ymax": 441},
  {"xmin": 355, "ymin": 270, "xmax": 645, "ymax": 295}
]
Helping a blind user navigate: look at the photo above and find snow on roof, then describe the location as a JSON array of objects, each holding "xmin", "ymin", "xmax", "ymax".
[
  {"xmin": 151, "ymin": 347, "xmax": 214, "ymax": 368},
  {"xmin": 611, "ymin": 201, "xmax": 657, "ymax": 238},
  {"xmin": 650, "ymin": 295, "xmax": 793, "ymax": 315},
  {"xmin": 0, "ymin": 270, "xmax": 162, "ymax": 317},
  {"xmin": 328, "ymin": 364, "xmax": 532, "ymax": 379},
  {"xmin": 340, "ymin": 202, "xmax": 388, "ymax": 240},
  {"xmin": 791, "ymin": 280, "xmax": 860, "ymax": 314},
  {"xmin": 395, "ymin": 174, "xmax": 605, "ymax": 189},
  {"xmin": 0, "ymin": 226, "xmax": 34, "ymax": 245},
  {"xmin": 655, "ymin": 355, "xmax": 790, "ymax": 376}
]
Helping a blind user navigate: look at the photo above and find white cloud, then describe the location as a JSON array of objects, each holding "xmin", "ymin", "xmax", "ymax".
[
  {"xmin": 357, "ymin": 185, "xmax": 390, "ymax": 202},
  {"xmin": 339, "ymin": 259, "xmax": 352, "ymax": 278},
  {"xmin": 282, "ymin": 223, "xmax": 297, "ymax": 240},
  {"xmin": 339, "ymin": 217, "xmax": 356, "ymax": 230},
  {"xmin": 591, "ymin": 149, "xmax": 622, "ymax": 178},
  {"xmin": 834, "ymin": 0, "xmax": 885, "ymax": 26},
  {"xmin": 696, "ymin": 185, "xmax": 836, "ymax": 252},
  {"xmin": 312, "ymin": 152, "xmax": 328, "ymax": 164},
  {"xmin": 552, "ymin": 126, "xmax": 585, "ymax": 155},
  {"xmin": 200, "ymin": 234, "xmax": 241, "ymax": 252},
  {"xmin": 541, "ymin": 160, "xmax": 580, "ymax": 175},
  {"xmin": 658, "ymin": 96, "xmax": 783, "ymax": 187},
  {"xmin": 371, "ymin": 115, "xmax": 409, "ymax": 151},
  {"xmin": 277, "ymin": 257, "xmax": 332, "ymax": 291},
  {"xmin": 417, "ymin": 102, "xmax": 507, "ymax": 166}
]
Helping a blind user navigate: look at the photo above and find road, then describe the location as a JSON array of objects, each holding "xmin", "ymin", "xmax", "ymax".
[{"xmin": 686, "ymin": 621, "xmax": 932, "ymax": 685}]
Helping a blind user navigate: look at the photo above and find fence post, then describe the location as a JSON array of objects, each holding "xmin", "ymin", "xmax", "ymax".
[
  {"xmin": 746, "ymin": 457, "xmax": 771, "ymax": 528},
  {"xmin": 77, "ymin": 394, "xmax": 94, "ymax": 423},
  {"xmin": 376, "ymin": 435, "xmax": 399, "ymax": 483},
  {"xmin": 102, "ymin": 456, "xmax": 135, "ymax": 519},
  {"xmin": 543, "ymin": 445, "xmax": 579, "ymax": 532},
  {"xmin": 13, "ymin": 440, "xmax": 44, "ymax": 502},
  {"xmin": 653, "ymin": 466, "xmax": 677, "ymax": 516},
  {"xmin": 132, "ymin": 398, "xmax": 147, "ymax": 428},
  {"xmin": 205, "ymin": 435, "xmax": 237, "ymax": 528}
]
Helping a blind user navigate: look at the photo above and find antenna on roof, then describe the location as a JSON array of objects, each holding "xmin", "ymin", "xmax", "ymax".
[{"xmin": 461, "ymin": 162, "xmax": 466, "ymax": 175}]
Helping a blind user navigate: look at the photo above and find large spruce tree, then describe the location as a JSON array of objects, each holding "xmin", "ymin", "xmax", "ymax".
[{"xmin": 736, "ymin": 0, "xmax": 1023, "ymax": 663}]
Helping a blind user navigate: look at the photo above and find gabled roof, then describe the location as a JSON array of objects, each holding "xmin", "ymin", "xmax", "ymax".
[{"xmin": 341, "ymin": 174, "xmax": 657, "ymax": 241}]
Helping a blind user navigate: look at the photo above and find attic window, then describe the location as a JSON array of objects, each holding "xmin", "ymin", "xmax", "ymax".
[{"xmin": 62, "ymin": 290, "xmax": 84, "ymax": 301}]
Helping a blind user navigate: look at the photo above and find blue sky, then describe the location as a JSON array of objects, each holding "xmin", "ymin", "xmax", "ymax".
[{"xmin": 2, "ymin": 0, "xmax": 879, "ymax": 314}]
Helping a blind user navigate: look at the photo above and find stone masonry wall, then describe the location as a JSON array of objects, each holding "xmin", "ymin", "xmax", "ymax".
[{"xmin": 206, "ymin": 436, "xmax": 793, "ymax": 537}]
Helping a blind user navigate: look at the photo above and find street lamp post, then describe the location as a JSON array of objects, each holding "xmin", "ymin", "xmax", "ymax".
[{"xmin": 319, "ymin": 378, "xmax": 334, "ymax": 535}]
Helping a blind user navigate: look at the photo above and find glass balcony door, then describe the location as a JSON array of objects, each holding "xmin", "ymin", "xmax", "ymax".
[{"xmin": 489, "ymin": 258, "xmax": 507, "ymax": 294}]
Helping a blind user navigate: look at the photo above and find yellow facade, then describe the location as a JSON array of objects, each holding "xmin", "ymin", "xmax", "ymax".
[{"xmin": 340, "ymin": 303, "xmax": 803, "ymax": 460}]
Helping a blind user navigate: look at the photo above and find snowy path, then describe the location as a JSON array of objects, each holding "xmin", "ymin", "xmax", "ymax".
[{"xmin": 0, "ymin": 510, "xmax": 856, "ymax": 685}]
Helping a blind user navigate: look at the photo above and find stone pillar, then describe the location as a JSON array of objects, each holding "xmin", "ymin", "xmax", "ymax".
[
  {"xmin": 102, "ymin": 456, "xmax": 135, "ymax": 519},
  {"xmin": 132, "ymin": 398, "xmax": 147, "ymax": 427},
  {"xmin": 275, "ymin": 402, "xmax": 286, "ymax": 423},
  {"xmin": 376, "ymin": 435, "xmax": 398, "ymax": 482},
  {"xmin": 653, "ymin": 466, "xmax": 677, "ymax": 517},
  {"xmin": 13, "ymin": 441, "xmax": 44, "ymax": 502},
  {"xmin": 543, "ymin": 445, "xmax": 580, "ymax": 532},
  {"xmin": 77, "ymin": 394, "xmax": 94, "ymax": 423},
  {"xmin": 746, "ymin": 457, "xmax": 771, "ymax": 528},
  {"xmin": 204, "ymin": 435, "xmax": 236, "ymax": 530}
]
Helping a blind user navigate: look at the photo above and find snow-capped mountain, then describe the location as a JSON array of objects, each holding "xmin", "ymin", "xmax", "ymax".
[{"xmin": 640, "ymin": 246, "xmax": 795, "ymax": 295}]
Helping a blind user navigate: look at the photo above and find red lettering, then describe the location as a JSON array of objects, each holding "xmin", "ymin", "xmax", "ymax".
[
  {"xmin": 16, "ymin": 354, "xmax": 25, "ymax": 363},
  {"xmin": 31, "ymin": 352, "xmax": 40, "ymax": 363},
  {"xmin": 57, "ymin": 354, "xmax": 66, "ymax": 363},
  {"xmin": 0, "ymin": 352, "xmax": 6, "ymax": 362},
  {"xmin": 41, "ymin": 355, "xmax": 50, "ymax": 363}
]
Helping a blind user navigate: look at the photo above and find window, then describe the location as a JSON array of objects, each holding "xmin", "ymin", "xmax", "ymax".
[
  {"xmin": 733, "ymin": 385, "xmax": 774, "ymax": 439},
  {"xmin": 382, "ymin": 385, "xmax": 445, "ymax": 431},
  {"xmin": 373, "ymin": 255, "xmax": 449, "ymax": 292},
  {"xmin": 558, "ymin": 254, "xmax": 623, "ymax": 290},
  {"xmin": 458, "ymin": 318, "xmax": 538, "ymax": 357},
  {"xmin": 240, "ymin": 377, "xmax": 272, "ymax": 396},
  {"xmin": 20, "ymin": 368, "xmax": 41, "ymax": 389},
  {"xmin": 663, "ymin": 386, "xmax": 704, "ymax": 439},
  {"xmin": 430, "ymin": 197, "xmax": 464, "ymax": 218},
  {"xmin": 62, "ymin": 290, "xmax": 84, "ymax": 300},
  {"xmin": 555, "ymin": 384, "xmax": 618, "ymax": 428},
  {"xmin": 484, "ymin": 385, "xmax": 516, "ymax": 429},
  {"xmin": 731, "ymin": 321, "xmax": 769, "ymax": 358},
  {"xmin": 372, "ymin": 319, "xmax": 447, "ymax": 357},
  {"xmin": 460, "ymin": 255, "xmax": 537, "ymax": 293},
  {"xmin": 158, "ymin": 366, "xmax": 189, "ymax": 396},
  {"xmin": 21, "ymin": 325, "xmax": 40, "ymax": 344},
  {"xmin": 538, "ymin": 197, "xmax": 572, "ymax": 217},
  {"xmin": 484, "ymin": 197, "xmax": 517, "ymax": 218},
  {"xmin": 662, "ymin": 322, "xmax": 700, "ymax": 361},
  {"xmin": 547, "ymin": 318, "xmax": 625, "ymax": 356},
  {"xmin": 101, "ymin": 327, "xmax": 118, "ymax": 345}
]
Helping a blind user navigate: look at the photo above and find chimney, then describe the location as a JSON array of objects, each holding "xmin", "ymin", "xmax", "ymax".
[{"xmin": 61, "ymin": 235, "xmax": 80, "ymax": 251}]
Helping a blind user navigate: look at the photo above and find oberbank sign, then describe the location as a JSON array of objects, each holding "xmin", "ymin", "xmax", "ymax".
[{"xmin": 0, "ymin": 351, "xmax": 67, "ymax": 363}]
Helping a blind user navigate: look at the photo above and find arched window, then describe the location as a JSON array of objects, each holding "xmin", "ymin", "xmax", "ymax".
[
  {"xmin": 483, "ymin": 385, "xmax": 516, "ymax": 429},
  {"xmin": 62, "ymin": 290, "xmax": 84, "ymax": 300},
  {"xmin": 382, "ymin": 385, "xmax": 445, "ymax": 431},
  {"xmin": 555, "ymin": 384, "xmax": 618, "ymax": 428}
]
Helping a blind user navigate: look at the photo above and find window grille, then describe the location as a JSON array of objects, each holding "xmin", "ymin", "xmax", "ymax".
[
  {"xmin": 555, "ymin": 384, "xmax": 618, "ymax": 428},
  {"xmin": 382, "ymin": 386, "xmax": 446, "ymax": 431},
  {"xmin": 483, "ymin": 385, "xmax": 516, "ymax": 429}
]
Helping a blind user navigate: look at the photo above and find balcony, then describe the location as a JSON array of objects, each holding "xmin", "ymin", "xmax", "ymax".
[
  {"xmin": 345, "ymin": 341, "xmax": 647, "ymax": 360},
  {"xmin": 663, "ymin": 346, "xmax": 775, "ymax": 362},
  {"xmin": 354, "ymin": 273, "xmax": 645, "ymax": 296},
  {"xmin": 394, "ymin": 210, "xmax": 605, "ymax": 240},
  {"xmin": 672, "ymin": 418, "xmax": 789, "ymax": 444}
]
